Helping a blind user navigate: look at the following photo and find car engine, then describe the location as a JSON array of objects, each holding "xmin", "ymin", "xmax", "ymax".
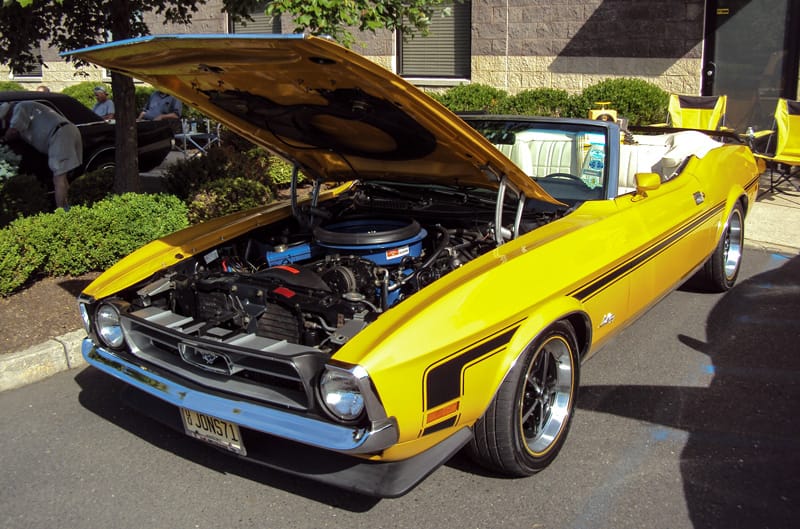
[
  {"xmin": 121, "ymin": 181, "xmax": 561, "ymax": 358},
  {"xmin": 134, "ymin": 214, "xmax": 498, "ymax": 354}
]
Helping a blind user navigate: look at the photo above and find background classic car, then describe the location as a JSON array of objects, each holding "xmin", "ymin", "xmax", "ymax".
[
  {"xmin": 69, "ymin": 35, "xmax": 762, "ymax": 497},
  {"xmin": 0, "ymin": 91, "xmax": 173, "ymax": 186}
]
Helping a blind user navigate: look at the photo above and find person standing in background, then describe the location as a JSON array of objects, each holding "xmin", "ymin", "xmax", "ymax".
[
  {"xmin": 0, "ymin": 101, "xmax": 82, "ymax": 210},
  {"xmin": 91, "ymin": 86, "xmax": 115, "ymax": 120},
  {"xmin": 138, "ymin": 90, "xmax": 182, "ymax": 121}
]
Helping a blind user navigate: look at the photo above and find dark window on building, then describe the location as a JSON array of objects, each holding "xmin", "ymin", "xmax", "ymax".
[
  {"xmin": 398, "ymin": 2, "xmax": 471, "ymax": 78},
  {"xmin": 230, "ymin": 2, "xmax": 281, "ymax": 33}
]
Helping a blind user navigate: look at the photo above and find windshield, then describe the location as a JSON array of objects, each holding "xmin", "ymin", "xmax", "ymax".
[{"xmin": 465, "ymin": 119, "xmax": 611, "ymax": 203}]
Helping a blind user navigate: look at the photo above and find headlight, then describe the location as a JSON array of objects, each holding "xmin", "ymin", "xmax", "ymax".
[
  {"xmin": 319, "ymin": 368, "xmax": 365, "ymax": 423},
  {"xmin": 95, "ymin": 302, "xmax": 124, "ymax": 349}
]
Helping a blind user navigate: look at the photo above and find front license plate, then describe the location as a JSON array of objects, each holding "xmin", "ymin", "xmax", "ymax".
[{"xmin": 180, "ymin": 408, "xmax": 246, "ymax": 456}]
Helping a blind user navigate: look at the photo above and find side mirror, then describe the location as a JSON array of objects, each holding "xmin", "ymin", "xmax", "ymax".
[{"xmin": 635, "ymin": 172, "xmax": 661, "ymax": 195}]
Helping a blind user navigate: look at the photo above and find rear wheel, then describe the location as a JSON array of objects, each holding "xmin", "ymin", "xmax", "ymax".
[
  {"xmin": 85, "ymin": 153, "xmax": 115, "ymax": 174},
  {"xmin": 702, "ymin": 202, "xmax": 744, "ymax": 292},
  {"xmin": 469, "ymin": 320, "xmax": 580, "ymax": 475}
]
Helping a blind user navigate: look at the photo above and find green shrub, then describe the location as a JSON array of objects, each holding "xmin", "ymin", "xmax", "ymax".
[
  {"xmin": 499, "ymin": 88, "xmax": 576, "ymax": 117},
  {"xmin": 43, "ymin": 193, "xmax": 189, "ymax": 276},
  {"xmin": 432, "ymin": 83, "xmax": 509, "ymax": 113},
  {"xmin": 163, "ymin": 144, "xmax": 291, "ymax": 213},
  {"xmin": 1, "ymin": 145, "xmax": 49, "ymax": 225},
  {"xmin": 0, "ymin": 216, "xmax": 48, "ymax": 295},
  {"xmin": 0, "ymin": 173, "xmax": 49, "ymax": 226},
  {"xmin": 266, "ymin": 156, "xmax": 301, "ymax": 188},
  {"xmin": 224, "ymin": 147, "xmax": 305, "ymax": 191},
  {"xmin": 223, "ymin": 146, "xmax": 273, "ymax": 188},
  {"xmin": 61, "ymin": 81, "xmax": 111, "ymax": 110},
  {"xmin": 162, "ymin": 146, "xmax": 231, "ymax": 200},
  {"xmin": 187, "ymin": 177, "xmax": 272, "ymax": 224},
  {"xmin": 576, "ymin": 78, "xmax": 669, "ymax": 126},
  {"xmin": 68, "ymin": 167, "xmax": 115, "ymax": 207},
  {"xmin": 0, "ymin": 81, "xmax": 25, "ymax": 91},
  {"xmin": 0, "ymin": 193, "xmax": 188, "ymax": 296}
]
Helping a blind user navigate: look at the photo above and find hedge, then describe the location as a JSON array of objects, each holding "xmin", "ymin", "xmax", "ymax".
[
  {"xmin": 0, "ymin": 193, "xmax": 188, "ymax": 296},
  {"xmin": 429, "ymin": 78, "xmax": 668, "ymax": 124}
]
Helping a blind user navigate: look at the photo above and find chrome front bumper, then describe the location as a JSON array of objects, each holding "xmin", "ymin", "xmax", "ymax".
[{"xmin": 82, "ymin": 339, "xmax": 398, "ymax": 455}]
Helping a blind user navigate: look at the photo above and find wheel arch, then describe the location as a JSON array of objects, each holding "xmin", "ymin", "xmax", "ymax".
[
  {"xmin": 708, "ymin": 185, "xmax": 750, "ymax": 247},
  {"xmin": 460, "ymin": 299, "xmax": 590, "ymax": 428},
  {"xmin": 84, "ymin": 146, "xmax": 115, "ymax": 172},
  {"xmin": 466, "ymin": 313, "xmax": 584, "ymax": 475}
]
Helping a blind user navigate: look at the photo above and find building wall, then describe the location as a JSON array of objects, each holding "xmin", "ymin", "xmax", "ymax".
[
  {"xmin": 0, "ymin": 0, "xmax": 708, "ymax": 96},
  {"xmin": 468, "ymin": 0, "xmax": 706, "ymax": 95},
  {"xmin": 345, "ymin": 0, "xmax": 706, "ymax": 95}
]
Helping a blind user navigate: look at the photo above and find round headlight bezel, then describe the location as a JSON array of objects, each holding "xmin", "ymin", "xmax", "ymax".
[
  {"xmin": 95, "ymin": 302, "xmax": 125, "ymax": 349},
  {"xmin": 318, "ymin": 367, "xmax": 366, "ymax": 424},
  {"xmin": 78, "ymin": 302, "xmax": 91, "ymax": 334}
]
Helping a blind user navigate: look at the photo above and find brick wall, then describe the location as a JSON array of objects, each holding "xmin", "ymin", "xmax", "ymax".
[
  {"xmin": 468, "ymin": 0, "xmax": 706, "ymax": 94},
  {"xmin": 4, "ymin": 1, "xmax": 707, "ymax": 95}
]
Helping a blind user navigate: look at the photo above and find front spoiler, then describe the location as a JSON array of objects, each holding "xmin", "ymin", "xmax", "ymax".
[{"xmin": 83, "ymin": 339, "xmax": 474, "ymax": 497}]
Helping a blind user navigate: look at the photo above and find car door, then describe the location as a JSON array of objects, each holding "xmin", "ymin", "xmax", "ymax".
[{"xmin": 613, "ymin": 169, "xmax": 713, "ymax": 319}]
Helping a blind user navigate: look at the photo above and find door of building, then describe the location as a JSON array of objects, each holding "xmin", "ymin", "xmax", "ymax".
[{"xmin": 702, "ymin": 0, "xmax": 800, "ymax": 131}]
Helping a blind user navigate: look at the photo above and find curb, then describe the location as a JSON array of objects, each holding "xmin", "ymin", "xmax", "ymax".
[{"xmin": 0, "ymin": 329, "xmax": 86, "ymax": 392}]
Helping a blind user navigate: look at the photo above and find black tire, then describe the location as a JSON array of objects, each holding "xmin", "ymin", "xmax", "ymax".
[
  {"xmin": 468, "ymin": 320, "xmax": 580, "ymax": 476},
  {"xmin": 702, "ymin": 201, "xmax": 744, "ymax": 292}
]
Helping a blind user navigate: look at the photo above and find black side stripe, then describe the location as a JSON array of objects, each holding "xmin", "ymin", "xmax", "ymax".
[
  {"xmin": 424, "ymin": 323, "xmax": 521, "ymax": 410},
  {"xmin": 745, "ymin": 174, "xmax": 760, "ymax": 193},
  {"xmin": 570, "ymin": 202, "xmax": 725, "ymax": 302}
]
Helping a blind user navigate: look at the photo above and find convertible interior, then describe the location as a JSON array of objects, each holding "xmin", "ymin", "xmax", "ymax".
[{"xmin": 490, "ymin": 127, "xmax": 723, "ymax": 200}]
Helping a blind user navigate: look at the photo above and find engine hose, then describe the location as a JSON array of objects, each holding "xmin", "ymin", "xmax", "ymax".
[
  {"xmin": 421, "ymin": 225, "xmax": 450, "ymax": 269},
  {"xmin": 376, "ymin": 268, "xmax": 390, "ymax": 311},
  {"xmin": 390, "ymin": 225, "xmax": 450, "ymax": 291}
]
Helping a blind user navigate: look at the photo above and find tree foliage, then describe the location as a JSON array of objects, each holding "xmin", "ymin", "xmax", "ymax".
[
  {"xmin": 0, "ymin": 0, "xmax": 448, "ymax": 192},
  {"xmin": 265, "ymin": 0, "xmax": 453, "ymax": 48},
  {"xmin": 0, "ymin": 0, "xmax": 262, "ymax": 193}
]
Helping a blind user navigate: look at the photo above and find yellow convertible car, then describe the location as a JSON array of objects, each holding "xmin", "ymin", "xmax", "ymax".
[{"xmin": 70, "ymin": 35, "xmax": 762, "ymax": 497}]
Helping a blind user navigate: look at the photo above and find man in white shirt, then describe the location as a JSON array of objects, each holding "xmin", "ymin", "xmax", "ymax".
[
  {"xmin": 91, "ymin": 86, "xmax": 115, "ymax": 121},
  {"xmin": 0, "ymin": 101, "xmax": 83, "ymax": 210}
]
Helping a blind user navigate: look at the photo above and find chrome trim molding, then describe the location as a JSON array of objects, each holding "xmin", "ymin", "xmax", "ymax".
[{"xmin": 82, "ymin": 339, "xmax": 399, "ymax": 454}]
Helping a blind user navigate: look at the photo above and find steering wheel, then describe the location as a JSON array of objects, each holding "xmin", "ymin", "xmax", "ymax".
[{"xmin": 541, "ymin": 172, "xmax": 584, "ymax": 183}]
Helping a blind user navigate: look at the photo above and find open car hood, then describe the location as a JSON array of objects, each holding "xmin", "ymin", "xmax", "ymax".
[{"xmin": 68, "ymin": 34, "xmax": 560, "ymax": 205}]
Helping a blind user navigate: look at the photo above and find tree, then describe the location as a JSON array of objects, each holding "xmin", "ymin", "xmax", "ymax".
[
  {"xmin": 0, "ymin": 0, "xmax": 261, "ymax": 194},
  {"xmin": 265, "ymin": 0, "xmax": 454, "ymax": 48},
  {"xmin": 0, "ymin": 0, "xmax": 449, "ymax": 193}
]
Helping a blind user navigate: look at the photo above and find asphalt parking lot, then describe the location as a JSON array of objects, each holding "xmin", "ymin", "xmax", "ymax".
[{"xmin": 1, "ymin": 248, "xmax": 797, "ymax": 529}]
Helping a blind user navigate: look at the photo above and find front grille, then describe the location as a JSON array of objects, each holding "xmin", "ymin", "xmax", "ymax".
[{"xmin": 120, "ymin": 306, "xmax": 326, "ymax": 411}]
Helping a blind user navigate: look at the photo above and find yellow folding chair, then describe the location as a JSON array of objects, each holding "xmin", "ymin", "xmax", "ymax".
[
  {"xmin": 660, "ymin": 94, "xmax": 729, "ymax": 131},
  {"xmin": 753, "ymin": 98, "xmax": 800, "ymax": 193}
]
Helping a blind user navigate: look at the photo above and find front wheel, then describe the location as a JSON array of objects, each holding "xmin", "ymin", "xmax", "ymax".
[
  {"xmin": 468, "ymin": 320, "xmax": 580, "ymax": 476},
  {"xmin": 701, "ymin": 201, "xmax": 744, "ymax": 292}
]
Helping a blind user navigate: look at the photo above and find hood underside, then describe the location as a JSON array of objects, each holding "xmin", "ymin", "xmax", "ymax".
[{"xmin": 68, "ymin": 34, "xmax": 560, "ymax": 205}]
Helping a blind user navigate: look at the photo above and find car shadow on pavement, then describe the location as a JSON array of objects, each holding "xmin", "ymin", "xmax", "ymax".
[
  {"xmin": 73, "ymin": 368, "xmax": 380, "ymax": 511},
  {"xmin": 578, "ymin": 254, "xmax": 800, "ymax": 528}
]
